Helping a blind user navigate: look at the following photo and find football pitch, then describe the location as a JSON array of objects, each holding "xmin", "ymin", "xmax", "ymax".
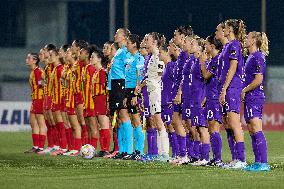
[{"xmin": 0, "ymin": 132, "xmax": 283, "ymax": 189}]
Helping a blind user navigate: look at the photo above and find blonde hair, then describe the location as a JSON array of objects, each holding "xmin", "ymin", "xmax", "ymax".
[{"xmin": 252, "ymin": 31, "xmax": 269, "ymax": 56}]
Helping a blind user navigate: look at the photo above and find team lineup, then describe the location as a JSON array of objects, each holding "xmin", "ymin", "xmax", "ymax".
[{"xmin": 25, "ymin": 18, "xmax": 270, "ymax": 172}]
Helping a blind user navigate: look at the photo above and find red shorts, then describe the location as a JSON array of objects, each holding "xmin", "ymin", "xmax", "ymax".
[
  {"xmin": 67, "ymin": 107, "xmax": 76, "ymax": 115},
  {"xmin": 94, "ymin": 95, "xmax": 107, "ymax": 116},
  {"xmin": 84, "ymin": 108, "xmax": 95, "ymax": 117},
  {"xmin": 74, "ymin": 92, "xmax": 83, "ymax": 106},
  {"xmin": 52, "ymin": 103, "xmax": 63, "ymax": 112},
  {"xmin": 43, "ymin": 96, "xmax": 52, "ymax": 110},
  {"xmin": 31, "ymin": 99, "xmax": 44, "ymax": 114}
]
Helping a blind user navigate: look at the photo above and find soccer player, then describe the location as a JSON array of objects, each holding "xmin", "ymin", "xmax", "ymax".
[
  {"xmin": 80, "ymin": 45, "xmax": 98, "ymax": 149},
  {"xmin": 123, "ymin": 34, "xmax": 145, "ymax": 160},
  {"xmin": 63, "ymin": 47, "xmax": 82, "ymax": 156},
  {"xmin": 180, "ymin": 35, "xmax": 198, "ymax": 161},
  {"xmin": 170, "ymin": 26, "xmax": 191, "ymax": 164},
  {"xmin": 71, "ymin": 40, "xmax": 89, "ymax": 145},
  {"xmin": 200, "ymin": 34, "xmax": 223, "ymax": 166},
  {"xmin": 145, "ymin": 32, "xmax": 169, "ymax": 161},
  {"xmin": 24, "ymin": 53, "xmax": 47, "ymax": 153},
  {"xmin": 215, "ymin": 22, "xmax": 238, "ymax": 163},
  {"xmin": 49, "ymin": 48, "xmax": 68, "ymax": 155},
  {"xmin": 219, "ymin": 19, "xmax": 247, "ymax": 169},
  {"xmin": 186, "ymin": 36, "xmax": 210, "ymax": 166},
  {"xmin": 242, "ymin": 31, "xmax": 270, "ymax": 171},
  {"xmin": 159, "ymin": 42, "xmax": 175, "ymax": 158},
  {"xmin": 91, "ymin": 49, "xmax": 111, "ymax": 157},
  {"xmin": 138, "ymin": 36, "xmax": 159, "ymax": 161},
  {"xmin": 109, "ymin": 28, "xmax": 133, "ymax": 159}
]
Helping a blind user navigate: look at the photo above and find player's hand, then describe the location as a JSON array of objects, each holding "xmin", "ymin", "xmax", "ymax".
[
  {"xmin": 200, "ymin": 51, "xmax": 207, "ymax": 64},
  {"xmin": 131, "ymin": 96, "xmax": 138, "ymax": 106},
  {"xmin": 174, "ymin": 94, "xmax": 181, "ymax": 105},
  {"xmin": 219, "ymin": 89, "xmax": 226, "ymax": 105},
  {"xmin": 241, "ymin": 89, "xmax": 246, "ymax": 102},
  {"xmin": 123, "ymin": 98, "xmax": 127, "ymax": 108}
]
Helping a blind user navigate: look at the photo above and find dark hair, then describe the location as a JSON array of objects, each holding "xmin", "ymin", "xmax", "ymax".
[
  {"xmin": 30, "ymin": 53, "xmax": 40, "ymax": 66},
  {"xmin": 219, "ymin": 22, "xmax": 225, "ymax": 29},
  {"xmin": 159, "ymin": 42, "xmax": 168, "ymax": 52},
  {"xmin": 50, "ymin": 48, "xmax": 59, "ymax": 56},
  {"xmin": 150, "ymin": 32, "xmax": 166, "ymax": 47},
  {"xmin": 61, "ymin": 44, "xmax": 70, "ymax": 52},
  {"xmin": 128, "ymin": 34, "xmax": 142, "ymax": 49},
  {"xmin": 92, "ymin": 49, "xmax": 108, "ymax": 68},
  {"xmin": 82, "ymin": 45, "xmax": 99, "ymax": 59},
  {"xmin": 45, "ymin": 44, "xmax": 56, "ymax": 51},
  {"xmin": 73, "ymin": 40, "xmax": 89, "ymax": 49},
  {"xmin": 120, "ymin": 27, "xmax": 131, "ymax": 38},
  {"xmin": 184, "ymin": 25, "xmax": 194, "ymax": 36},
  {"xmin": 206, "ymin": 34, "xmax": 223, "ymax": 51},
  {"xmin": 104, "ymin": 41, "xmax": 114, "ymax": 46}
]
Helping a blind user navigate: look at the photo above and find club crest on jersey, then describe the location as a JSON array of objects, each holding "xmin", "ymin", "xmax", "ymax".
[
  {"xmin": 256, "ymin": 65, "xmax": 261, "ymax": 72},
  {"xmin": 231, "ymin": 50, "xmax": 237, "ymax": 56}
]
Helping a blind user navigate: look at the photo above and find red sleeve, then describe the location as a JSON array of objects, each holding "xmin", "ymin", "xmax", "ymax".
[
  {"xmin": 34, "ymin": 69, "xmax": 43, "ymax": 86},
  {"xmin": 99, "ymin": 69, "xmax": 106, "ymax": 86},
  {"xmin": 57, "ymin": 65, "xmax": 63, "ymax": 80}
]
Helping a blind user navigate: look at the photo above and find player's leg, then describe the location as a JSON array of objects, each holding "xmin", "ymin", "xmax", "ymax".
[{"xmin": 24, "ymin": 111, "xmax": 39, "ymax": 153}]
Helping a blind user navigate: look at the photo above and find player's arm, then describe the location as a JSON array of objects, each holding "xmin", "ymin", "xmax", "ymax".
[
  {"xmin": 200, "ymin": 52, "xmax": 213, "ymax": 80},
  {"xmin": 35, "ymin": 69, "xmax": 44, "ymax": 88}
]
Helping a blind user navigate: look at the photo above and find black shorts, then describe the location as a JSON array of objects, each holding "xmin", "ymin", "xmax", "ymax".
[
  {"xmin": 126, "ymin": 88, "xmax": 138, "ymax": 115},
  {"xmin": 109, "ymin": 79, "xmax": 126, "ymax": 116}
]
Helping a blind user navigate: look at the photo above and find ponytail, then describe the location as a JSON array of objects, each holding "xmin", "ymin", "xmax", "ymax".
[{"xmin": 253, "ymin": 31, "xmax": 269, "ymax": 56}]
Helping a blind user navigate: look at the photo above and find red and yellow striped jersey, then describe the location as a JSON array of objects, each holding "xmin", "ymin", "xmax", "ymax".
[
  {"xmin": 61, "ymin": 64, "xmax": 70, "ymax": 98},
  {"xmin": 65, "ymin": 68, "xmax": 76, "ymax": 109},
  {"xmin": 43, "ymin": 63, "xmax": 54, "ymax": 97},
  {"xmin": 51, "ymin": 64, "xmax": 63, "ymax": 105},
  {"xmin": 29, "ymin": 66, "xmax": 44, "ymax": 100},
  {"xmin": 74, "ymin": 60, "xmax": 85, "ymax": 94},
  {"xmin": 82, "ymin": 63, "xmax": 96, "ymax": 109},
  {"xmin": 92, "ymin": 68, "xmax": 107, "ymax": 96}
]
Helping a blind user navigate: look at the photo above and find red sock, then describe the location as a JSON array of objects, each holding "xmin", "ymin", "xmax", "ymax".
[
  {"xmin": 113, "ymin": 128, "xmax": 119, "ymax": 151},
  {"xmin": 90, "ymin": 137, "xmax": 98, "ymax": 149},
  {"xmin": 69, "ymin": 128, "xmax": 74, "ymax": 150},
  {"xmin": 103, "ymin": 129, "xmax": 111, "ymax": 152},
  {"xmin": 99, "ymin": 130, "xmax": 106, "ymax": 151},
  {"xmin": 81, "ymin": 125, "xmax": 88, "ymax": 145},
  {"xmin": 74, "ymin": 138, "xmax": 82, "ymax": 151},
  {"xmin": 53, "ymin": 125, "xmax": 60, "ymax": 147},
  {"xmin": 46, "ymin": 121, "xmax": 54, "ymax": 148},
  {"xmin": 65, "ymin": 128, "xmax": 71, "ymax": 150},
  {"xmin": 38, "ymin": 134, "xmax": 46, "ymax": 149},
  {"xmin": 57, "ymin": 122, "xmax": 67, "ymax": 149},
  {"xmin": 32, "ymin": 134, "xmax": 39, "ymax": 147}
]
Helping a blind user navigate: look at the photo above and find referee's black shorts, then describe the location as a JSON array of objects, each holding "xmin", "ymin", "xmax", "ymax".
[
  {"xmin": 125, "ymin": 88, "xmax": 139, "ymax": 115},
  {"xmin": 109, "ymin": 79, "xmax": 126, "ymax": 116}
]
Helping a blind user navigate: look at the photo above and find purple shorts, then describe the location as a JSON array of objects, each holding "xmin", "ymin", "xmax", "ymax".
[
  {"xmin": 162, "ymin": 105, "xmax": 173, "ymax": 125},
  {"xmin": 222, "ymin": 88, "xmax": 241, "ymax": 115},
  {"xmin": 182, "ymin": 99, "xmax": 191, "ymax": 120},
  {"xmin": 189, "ymin": 100, "xmax": 207, "ymax": 127},
  {"xmin": 173, "ymin": 103, "xmax": 182, "ymax": 113},
  {"xmin": 206, "ymin": 99, "xmax": 222, "ymax": 123},
  {"xmin": 244, "ymin": 97, "xmax": 264, "ymax": 122}
]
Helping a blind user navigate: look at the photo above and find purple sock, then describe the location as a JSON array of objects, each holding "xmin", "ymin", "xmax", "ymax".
[
  {"xmin": 235, "ymin": 142, "xmax": 246, "ymax": 162},
  {"xmin": 177, "ymin": 135, "xmax": 187, "ymax": 157},
  {"xmin": 210, "ymin": 132, "xmax": 222, "ymax": 161},
  {"xmin": 188, "ymin": 139, "xmax": 195, "ymax": 158},
  {"xmin": 226, "ymin": 129, "xmax": 236, "ymax": 160},
  {"xmin": 169, "ymin": 132, "xmax": 176, "ymax": 157},
  {"xmin": 251, "ymin": 134, "xmax": 261, "ymax": 163},
  {"xmin": 147, "ymin": 128, "xmax": 153, "ymax": 154},
  {"xmin": 172, "ymin": 132, "xmax": 179, "ymax": 157},
  {"xmin": 186, "ymin": 133, "xmax": 190, "ymax": 156},
  {"xmin": 152, "ymin": 129, "xmax": 158, "ymax": 155},
  {"xmin": 201, "ymin": 143, "xmax": 210, "ymax": 161},
  {"xmin": 193, "ymin": 140, "xmax": 201, "ymax": 159},
  {"xmin": 254, "ymin": 131, "xmax": 268, "ymax": 163}
]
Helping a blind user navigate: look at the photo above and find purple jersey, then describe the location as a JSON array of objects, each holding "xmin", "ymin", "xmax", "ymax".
[
  {"xmin": 188, "ymin": 57, "xmax": 205, "ymax": 102},
  {"xmin": 181, "ymin": 54, "xmax": 194, "ymax": 97},
  {"xmin": 172, "ymin": 51, "xmax": 188, "ymax": 100},
  {"xmin": 220, "ymin": 39, "xmax": 244, "ymax": 89},
  {"xmin": 217, "ymin": 43, "xmax": 230, "ymax": 93},
  {"xmin": 244, "ymin": 51, "xmax": 266, "ymax": 99},
  {"xmin": 205, "ymin": 54, "xmax": 220, "ymax": 100},
  {"xmin": 161, "ymin": 61, "xmax": 175, "ymax": 106}
]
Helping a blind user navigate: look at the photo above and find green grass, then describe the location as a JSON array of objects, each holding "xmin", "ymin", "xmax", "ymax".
[{"xmin": 0, "ymin": 132, "xmax": 284, "ymax": 189}]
